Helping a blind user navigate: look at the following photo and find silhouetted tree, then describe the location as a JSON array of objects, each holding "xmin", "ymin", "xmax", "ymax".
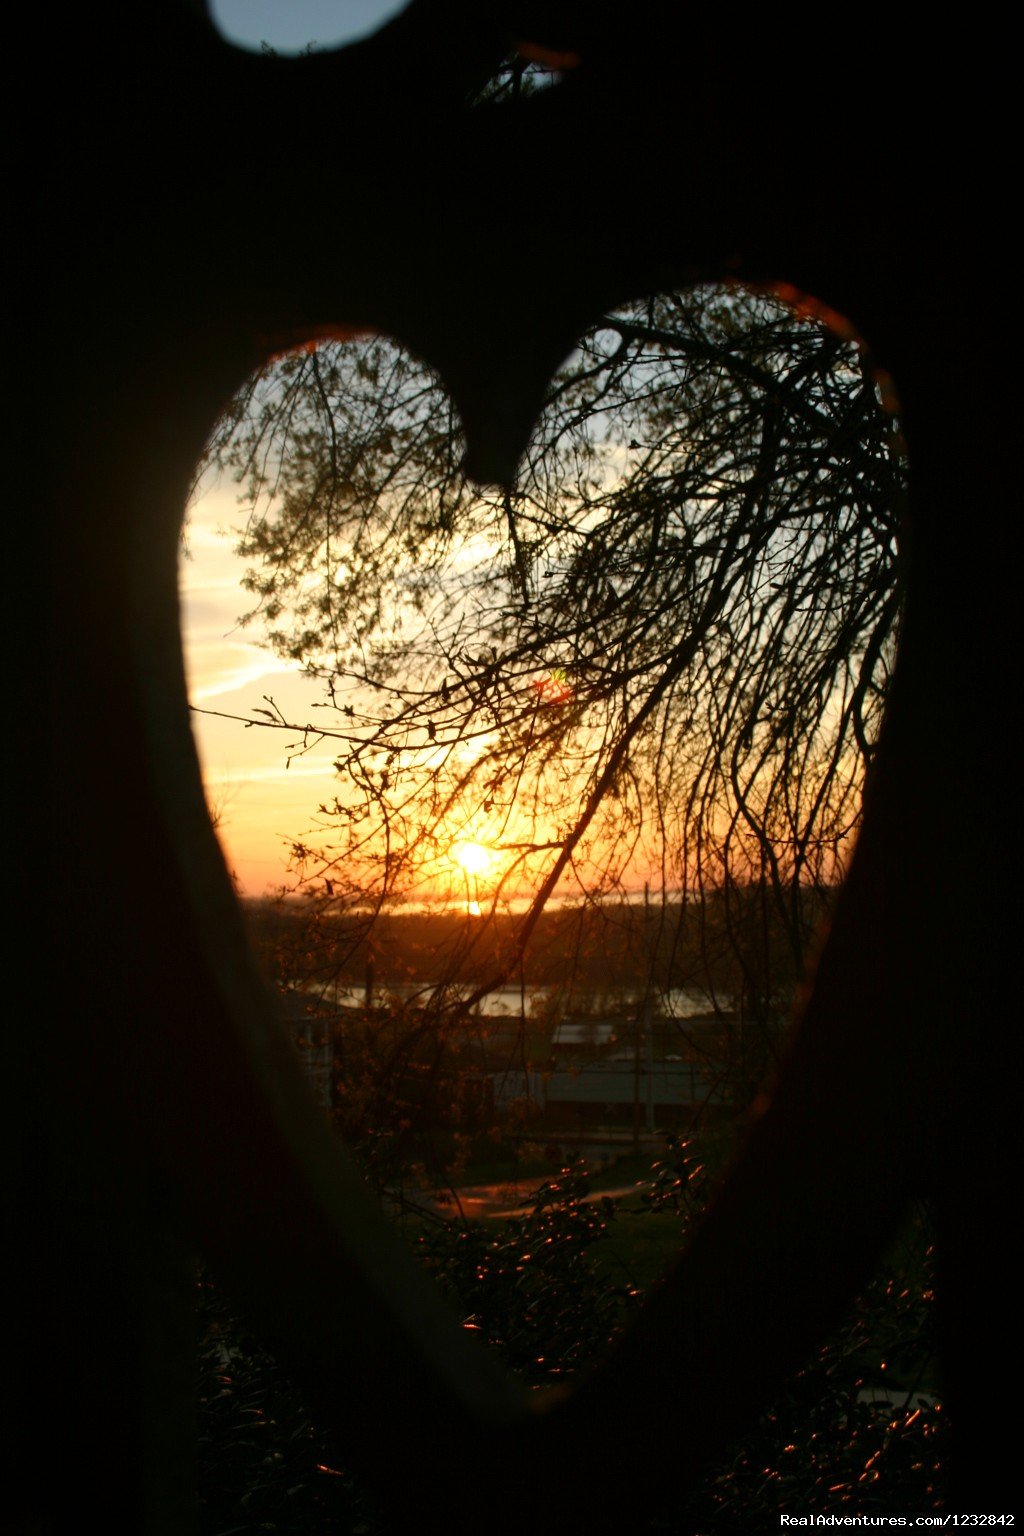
[{"xmin": 197, "ymin": 283, "xmax": 904, "ymax": 1091}]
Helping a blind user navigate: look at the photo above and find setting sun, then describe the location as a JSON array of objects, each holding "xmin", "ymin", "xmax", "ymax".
[{"xmin": 451, "ymin": 840, "xmax": 493, "ymax": 877}]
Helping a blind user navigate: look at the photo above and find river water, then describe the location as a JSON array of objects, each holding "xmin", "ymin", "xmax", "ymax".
[{"xmin": 328, "ymin": 981, "xmax": 731, "ymax": 1019}]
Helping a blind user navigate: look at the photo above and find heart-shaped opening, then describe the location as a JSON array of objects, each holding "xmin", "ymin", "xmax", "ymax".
[{"xmin": 180, "ymin": 279, "xmax": 933, "ymax": 1527}]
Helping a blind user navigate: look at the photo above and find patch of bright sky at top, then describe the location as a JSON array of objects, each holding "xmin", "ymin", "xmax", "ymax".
[{"xmin": 209, "ymin": 0, "xmax": 407, "ymax": 54}]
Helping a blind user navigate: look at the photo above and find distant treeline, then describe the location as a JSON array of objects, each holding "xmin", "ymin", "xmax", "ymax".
[{"xmin": 243, "ymin": 886, "xmax": 839, "ymax": 998}]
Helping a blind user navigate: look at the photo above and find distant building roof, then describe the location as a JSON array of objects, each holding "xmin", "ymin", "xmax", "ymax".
[{"xmin": 552, "ymin": 1021, "xmax": 618, "ymax": 1045}]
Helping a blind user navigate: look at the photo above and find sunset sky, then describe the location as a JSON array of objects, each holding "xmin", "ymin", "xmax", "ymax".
[
  {"xmin": 181, "ymin": 475, "xmax": 590, "ymax": 904},
  {"xmin": 181, "ymin": 476, "xmax": 339, "ymax": 894},
  {"xmin": 182, "ymin": 470, "xmax": 573, "ymax": 903}
]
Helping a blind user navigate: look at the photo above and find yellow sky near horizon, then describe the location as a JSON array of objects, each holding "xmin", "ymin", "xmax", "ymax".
[{"xmin": 181, "ymin": 480, "xmax": 343, "ymax": 895}]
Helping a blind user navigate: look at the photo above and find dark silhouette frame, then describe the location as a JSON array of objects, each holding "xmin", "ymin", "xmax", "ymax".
[{"xmin": 13, "ymin": 3, "xmax": 1013, "ymax": 1529}]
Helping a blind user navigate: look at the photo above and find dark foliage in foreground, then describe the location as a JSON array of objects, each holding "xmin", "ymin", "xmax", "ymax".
[
  {"xmin": 196, "ymin": 1154, "xmax": 946, "ymax": 1533},
  {"xmin": 673, "ymin": 1219, "xmax": 947, "ymax": 1527},
  {"xmin": 196, "ymin": 1275, "xmax": 383, "ymax": 1536},
  {"xmin": 414, "ymin": 1161, "xmax": 628, "ymax": 1381}
]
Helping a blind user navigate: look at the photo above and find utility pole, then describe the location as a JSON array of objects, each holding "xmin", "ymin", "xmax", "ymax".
[
  {"xmin": 632, "ymin": 1004, "xmax": 641, "ymax": 1155},
  {"xmin": 633, "ymin": 881, "xmax": 656, "ymax": 1152},
  {"xmin": 644, "ymin": 882, "xmax": 655, "ymax": 1135}
]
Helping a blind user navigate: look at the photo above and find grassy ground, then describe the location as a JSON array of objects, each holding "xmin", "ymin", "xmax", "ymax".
[
  {"xmin": 590, "ymin": 1207, "xmax": 686, "ymax": 1293},
  {"xmin": 458, "ymin": 1169, "xmax": 687, "ymax": 1293}
]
